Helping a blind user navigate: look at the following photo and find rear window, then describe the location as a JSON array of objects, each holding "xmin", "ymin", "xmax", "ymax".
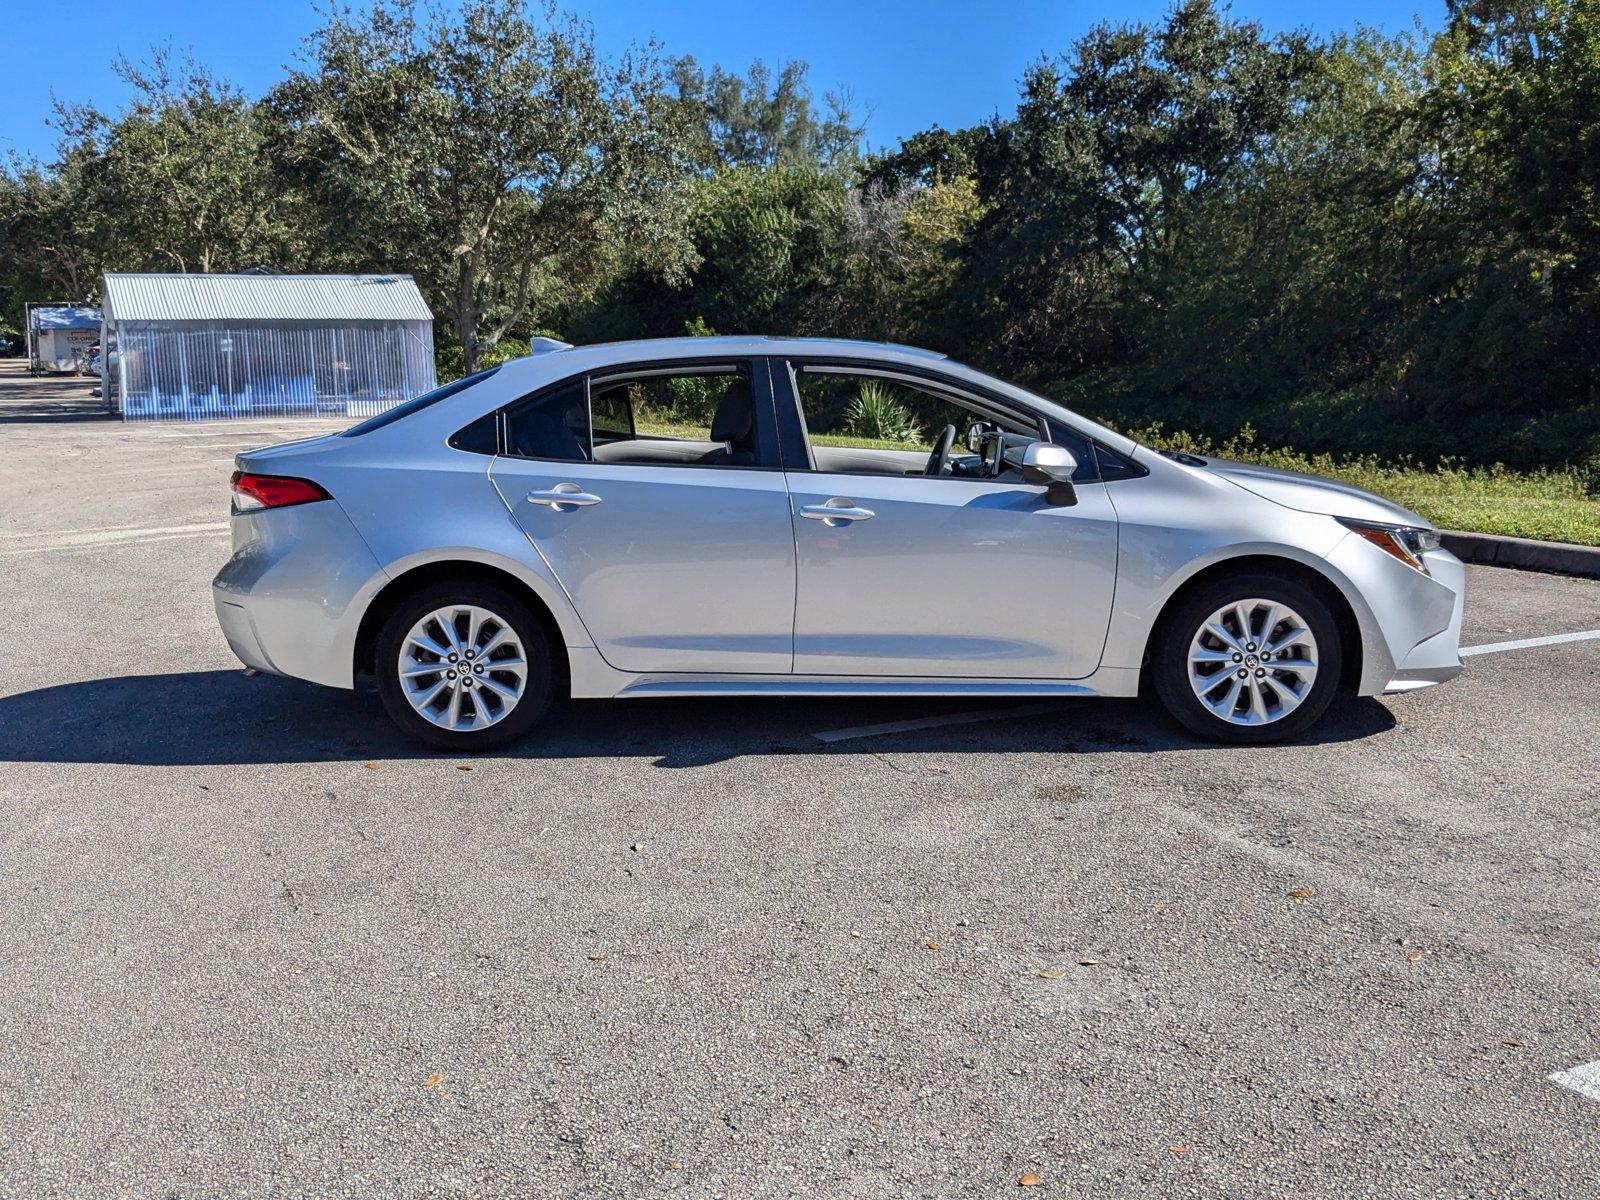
[{"xmin": 340, "ymin": 366, "xmax": 502, "ymax": 437}]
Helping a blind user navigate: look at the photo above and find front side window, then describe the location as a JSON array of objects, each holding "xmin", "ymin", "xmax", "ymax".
[{"xmin": 791, "ymin": 367, "xmax": 1040, "ymax": 479}]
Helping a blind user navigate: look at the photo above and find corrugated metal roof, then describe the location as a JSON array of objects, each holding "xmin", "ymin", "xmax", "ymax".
[
  {"xmin": 101, "ymin": 273, "xmax": 434, "ymax": 323},
  {"xmin": 29, "ymin": 306, "xmax": 102, "ymax": 331}
]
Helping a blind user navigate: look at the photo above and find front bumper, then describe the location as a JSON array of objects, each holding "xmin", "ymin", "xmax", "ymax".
[
  {"xmin": 1382, "ymin": 547, "xmax": 1467, "ymax": 693},
  {"xmin": 1383, "ymin": 663, "xmax": 1464, "ymax": 694},
  {"xmin": 1323, "ymin": 536, "xmax": 1465, "ymax": 696}
]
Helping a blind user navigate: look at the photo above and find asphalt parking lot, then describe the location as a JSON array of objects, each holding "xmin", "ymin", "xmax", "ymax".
[{"xmin": 2, "ymin": 359, "xmax": 1598, "ymax": 1198}]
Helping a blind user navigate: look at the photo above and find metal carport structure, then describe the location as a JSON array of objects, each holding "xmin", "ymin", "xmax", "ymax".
[{"xmin": 100, "ymin": 273, "xmax": 436, "ymax": 421}]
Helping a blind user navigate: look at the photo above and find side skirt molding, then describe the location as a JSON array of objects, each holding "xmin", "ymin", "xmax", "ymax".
[
  {"xmin": 564, "ymin": 646, "xmax": 1143, "ymax": 700},
  {"xmin": 616, "ymin": 679, "xmax": 1099, "ymax": 699}
]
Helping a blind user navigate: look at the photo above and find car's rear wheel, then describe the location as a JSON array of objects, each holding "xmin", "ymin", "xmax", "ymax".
[
  {"xmin": 1152, "ymin": 572, "xmax": 1342, "ymax": 744},
  {"xmin": 375, "ymin": 582, "xmax": 554, "ymax": 751}
]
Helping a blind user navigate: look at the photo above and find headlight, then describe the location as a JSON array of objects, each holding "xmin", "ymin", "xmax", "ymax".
[{"xmin": 1337, "ymin": 518, "xmax": 1441, "ymax": 574}]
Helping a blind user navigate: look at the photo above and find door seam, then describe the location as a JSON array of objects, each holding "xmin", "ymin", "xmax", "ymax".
[
  {"xmin": 782, "ymin": 473, "xmax": 801, "ymax": 675},
  {"xmin": 487, "ymin": 458, "xmax": 604, "ymax": 652}
]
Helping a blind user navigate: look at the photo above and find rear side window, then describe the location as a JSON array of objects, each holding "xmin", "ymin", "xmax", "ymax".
[
  {"xmin": 589, "ymin": 384, "xmax": 635, "ymax": 442},
  {"xmin": 448, "ymin": 411, "xmax": 499, "ymax": 455},
  {"xmin": 505, "ymin": 380, "xmax": 590, "ymax": 461},
  {"xmin": 500, "ymin": 363, "xmax": 773, "ymax": 469},
  {"xmin": 340, "ymin": 366, "xmax": 502, "ymax": 437}
]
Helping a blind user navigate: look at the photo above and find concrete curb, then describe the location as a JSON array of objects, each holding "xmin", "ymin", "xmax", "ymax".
[{"xmin": 1442, "ymin": 530, "xmax": 1600, "ymax": 579}]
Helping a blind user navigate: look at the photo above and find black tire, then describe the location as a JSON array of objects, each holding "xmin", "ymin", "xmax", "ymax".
[
  {"xmin": 375, "ymin": 581, "xmax": 555, "ymax": 751},
  {"xmin": 1151, "ymin": 571, "xmax": 1342, "ymax": 745}
]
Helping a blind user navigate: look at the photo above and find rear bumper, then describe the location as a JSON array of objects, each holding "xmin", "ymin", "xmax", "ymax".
[
  {"xmin": 214, "ymin": 595, "xmax": 279, "ymax": 676},
  {"xmin": 211, "ymin": 500, "xmax": 386, "ymax": 689}
]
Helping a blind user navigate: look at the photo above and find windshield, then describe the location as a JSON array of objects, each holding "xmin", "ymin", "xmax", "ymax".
[{"xmin": 340, "ymin": 366, "xmax": 501, "ymax": 437}]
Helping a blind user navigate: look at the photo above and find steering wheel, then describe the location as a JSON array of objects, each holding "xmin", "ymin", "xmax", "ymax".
[{"xmin": 924, "ymin": 424, "xmax": 958, "ymax": 477}]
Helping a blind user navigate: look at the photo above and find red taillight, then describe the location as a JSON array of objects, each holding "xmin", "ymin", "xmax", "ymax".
[{"xmin": 231, "ymin": 471, "xmax": 331, "ymax": 512}]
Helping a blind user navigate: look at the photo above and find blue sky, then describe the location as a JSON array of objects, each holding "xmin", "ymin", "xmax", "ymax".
[{"xmin": 0, "ymin": 0, "xmax": 1442, "ymax": 164}]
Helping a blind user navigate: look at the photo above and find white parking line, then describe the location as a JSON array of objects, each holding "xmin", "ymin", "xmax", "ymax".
[
  {"xmin": 0, "ymin": 522, "xmax": 229, "ymax": 555},
  {"xmin": 1460, "ymin": 629, "xmax": 1600, "ymax": 657},
  {"xmin": 0, "ymin": 519, "xmax": 211, "ymax": 541},
  {"xmin": 813, "ymin": 702, "xmax": 1068, "ymax": 744},
  {"xmin": 1549, "ymin": 1059, "xmax": 1600, "ymax": 1104}
]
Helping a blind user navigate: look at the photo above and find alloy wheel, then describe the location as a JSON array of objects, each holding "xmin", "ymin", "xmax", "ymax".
[
  {"xmin": 397, "ymin": 604, "xmax": 528, "ymax": 732},
  {"xmin": 1187, "ymin": 597, "xmax": 1319, "ymax": 727}
]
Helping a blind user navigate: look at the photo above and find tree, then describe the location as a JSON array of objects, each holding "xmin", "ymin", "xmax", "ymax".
[
  {"xmin": 668, "ymin": 57, "xmax": 863, "ymax": 170},
  {"xmin": 52, "ymin": 50, "xmax": 293, "ymax": 274},
  {"xmin": 831, "ymin": 174, "xmax": 981, "ymax": 346},
  {"xmin": 0, "ymin": 156, "xmax": 102, "ymax": 319},
  {"xmin": 1090, "ymin": 30, "xmax": 1433, "ymax": 441},
  {"xmin": 861, "ymin": 125, "xmax": 988, "ymax": 192},
  {"xmin": 1401, "ymin": 0, "xmax": 1600, "ymax": 456},
  {"xmin": 2, "ymin": 0, "xmax": 1594, "ymax": 469},
  {"xmin": 270, "ymin": 0, "xmax": 699, "ymax": 372},
  {"xmin": 567, "ymin": 165, "xmax": 848, "ymax": 341},
  {"xmin": 953, "ymin": 0, "xmax": 1316, "ymax": 377}
]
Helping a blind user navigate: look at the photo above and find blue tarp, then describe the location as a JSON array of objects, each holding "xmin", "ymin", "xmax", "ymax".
[{"xmin": 30, "ymin": 306, "xmax": 102, "ymax": 331}]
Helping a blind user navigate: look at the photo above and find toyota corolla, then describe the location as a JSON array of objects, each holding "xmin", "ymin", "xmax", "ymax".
[{"xmin": 213, "ymin": 336, "xmax": 1464, "ymax": 748}]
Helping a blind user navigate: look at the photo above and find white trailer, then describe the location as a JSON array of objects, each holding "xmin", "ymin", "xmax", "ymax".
[{"xmin": 26, "ymin": 303, "xmax": 102, "ymax": 375}]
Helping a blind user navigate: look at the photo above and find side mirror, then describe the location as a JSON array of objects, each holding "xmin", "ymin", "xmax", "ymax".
[
  {"xmin": 1016, "ymin": 442, "xmax": 1079, "ymax": 507},
  {"xmin": 1019, "ymin": 442, "xmax": 1076, "ymax": 481}
]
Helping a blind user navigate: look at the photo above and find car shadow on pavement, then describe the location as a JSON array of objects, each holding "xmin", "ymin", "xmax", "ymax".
[
  {"xmin": 0, "ymin": 669, "xmax": 1396, "ymax": 768},
  {"xmin": 0, "ymin": 401, "xmax": 116, "ymax": 424}
]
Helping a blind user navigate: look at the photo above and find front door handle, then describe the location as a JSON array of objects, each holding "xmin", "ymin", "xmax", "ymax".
[
  {"xmin": 527, "ymin": 483, "xmax": 602, "ymax": 510},
  {"xmin": 799, "ymin": 498, "xmax": 875, "ymax": 526}
]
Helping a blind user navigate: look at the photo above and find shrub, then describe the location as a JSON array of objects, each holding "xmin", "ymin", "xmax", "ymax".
[{"xmin": 844, "ymin": 381, "xmax": 921, "ymax": 443}]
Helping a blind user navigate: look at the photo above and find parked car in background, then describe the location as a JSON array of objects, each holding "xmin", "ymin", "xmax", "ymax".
[
  {"xmin": 85, "ymin": 344, "xmax": 116, "ymax": 376},
  {"xmin": 214, "ymin": 337, "xmax": 1465, "ymax": 749}
]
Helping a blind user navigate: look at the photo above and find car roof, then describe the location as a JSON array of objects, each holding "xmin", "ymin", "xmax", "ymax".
[
  {"xmin": 499, "ymin": 335, "xmax": 949, "ymax": 375},
  {"xmin": 486, "ymin": 336, "xmax": 982, "ymax": 407},
  {"xmin": 371, "ymin": 336, "xmax": 1140, "ymax": 458}
]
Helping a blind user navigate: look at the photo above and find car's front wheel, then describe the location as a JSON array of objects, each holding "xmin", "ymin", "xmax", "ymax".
[
  {"xmin": 1151, "ymin": 572, "xmax": 1342, "ymax": 744},
  {"xmin": 375, "ymin": 582, "xmax": 554, "ymax": 751}
]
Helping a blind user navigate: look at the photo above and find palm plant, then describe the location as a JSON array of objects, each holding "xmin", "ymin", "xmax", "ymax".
[{"xmin": 843, "ymin": 381, "xmax": 921, "ymax": 443}]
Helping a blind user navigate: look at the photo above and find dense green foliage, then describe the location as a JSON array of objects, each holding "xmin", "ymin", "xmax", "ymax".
[{"xmin": 3, "ymin": 0, "xmax": 1596, "ymax": 475}]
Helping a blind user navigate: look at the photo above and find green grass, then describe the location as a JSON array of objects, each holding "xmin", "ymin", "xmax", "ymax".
[
  {"xmin": 634, "ymin": 417, "xmax": 932, "ymax": 452},
  {"xmin": 1126, "ymin": 424, "xmax": 1600, "ymax": 546},
  {"xmin": 631, "ymin": 417, "xmax": 714, "ymax": 441}
]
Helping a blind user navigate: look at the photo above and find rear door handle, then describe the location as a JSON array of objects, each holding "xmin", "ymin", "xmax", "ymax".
[
  {"xmin": 799, "ymin": 499, "xmax": 875, "ymax": 526},
  {"xmin": 527, "ymin": 483, "xmax": 602, "ymax": 509}
]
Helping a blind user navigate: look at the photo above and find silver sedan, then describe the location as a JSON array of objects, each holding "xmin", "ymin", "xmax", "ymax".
[{"xmin": 213, "ymin": 336, "xmax": 1464, "ymax": 748}]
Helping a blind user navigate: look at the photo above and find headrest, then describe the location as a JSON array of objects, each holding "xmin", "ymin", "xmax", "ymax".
[{"xmin": 709, "ymin": 377, "xmax": 754, "ymax": 443}]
